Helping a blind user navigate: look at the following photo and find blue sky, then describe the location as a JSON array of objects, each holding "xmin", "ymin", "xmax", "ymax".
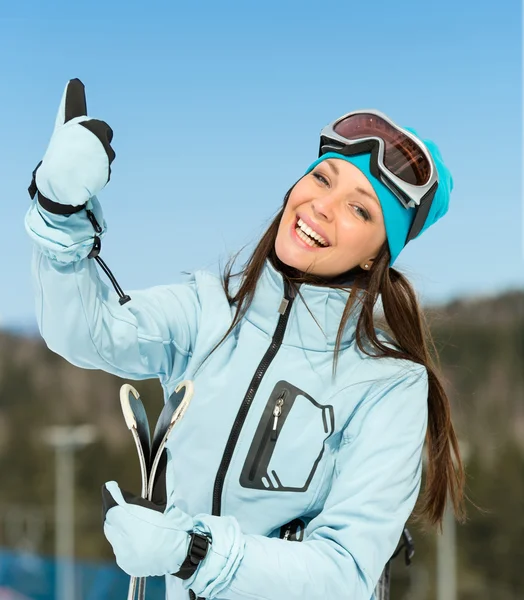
[{"xmin": 1, "ymin": 0, "xmax": 522, "ymax": 330}]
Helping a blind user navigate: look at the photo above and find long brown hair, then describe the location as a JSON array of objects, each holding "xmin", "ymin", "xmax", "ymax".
[{"xmin": 199, "ymin": 184, "xmax": 468, "ymax": 530}]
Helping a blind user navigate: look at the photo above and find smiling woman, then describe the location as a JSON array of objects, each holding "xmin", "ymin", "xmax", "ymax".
[
  {"xmin": 275, "ymin": 157, "xmax": 387, "ymax": 278},
  {"xmin": 25, "ymin": 82, "xmax": 466, "ymax": 600}
]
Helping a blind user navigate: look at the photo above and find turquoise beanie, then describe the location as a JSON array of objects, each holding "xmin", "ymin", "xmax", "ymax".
[{"xmin": 304, "ymin": 127, "xmax": 453, "ymax": 266}]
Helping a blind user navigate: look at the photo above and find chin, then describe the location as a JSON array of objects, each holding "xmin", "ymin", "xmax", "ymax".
[
  {"xmin": 274, "ymin": 241, "xmax": 316, "ymax": 275},
  {"xmin": 274, "ymin": 238, "xmax": 301, "ymax": 270}
]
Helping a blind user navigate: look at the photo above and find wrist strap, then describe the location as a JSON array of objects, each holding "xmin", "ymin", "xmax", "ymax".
[
  {"xmin": 28, "ymin": 161, "xmax": 85, "ymax": 215},
  {"xmin": 173, "ymin": 532, "xmax": 211, "ymax": 580},
  {"xmin": 36, "ymin": 191, "xmax": 85, "ymax": 215},
  {"xmin": 27, "ymin": 162, "xmax": 132, "ymax": 306}
]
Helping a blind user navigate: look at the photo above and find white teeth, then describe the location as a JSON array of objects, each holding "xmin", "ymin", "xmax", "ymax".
[
  {"xmin": 296, "ymin": 227, "xmax": 318, "ymax": 247},
  {"xmin": 297, "ymin": 218, "xmax": 328, "ymax": 246}
]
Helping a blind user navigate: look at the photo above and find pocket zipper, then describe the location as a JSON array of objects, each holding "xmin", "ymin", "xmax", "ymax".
[
  {"xmin": 271, "ymin": 391, "xmax": 286, "ymax": 441},
  {"xmin": 248, "ymin": 389, "xmax": 288, "ymax": 481}
]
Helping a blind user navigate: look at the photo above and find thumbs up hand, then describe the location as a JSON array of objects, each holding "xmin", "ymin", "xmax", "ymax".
[{"xmin": 29, "ymin": 79, "xmax": 116, "ymax": 214}]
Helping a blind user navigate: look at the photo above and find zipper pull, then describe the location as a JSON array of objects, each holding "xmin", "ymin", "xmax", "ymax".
[
  {"xmin": 278, "ymin": 298, "xmax": 289, "ymax": 315},
  {"xmin": 271, "ymin": 393, "xmax": 285, "ymax": 441},
  {"xmin": 278, "ymin": 279, "xmax": 299, "ymax": 314}
]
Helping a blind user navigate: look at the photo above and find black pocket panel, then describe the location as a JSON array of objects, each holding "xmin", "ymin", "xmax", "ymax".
[{"xmin": 240, "ymin": 381, "xmax": 334, "ymax": 492}]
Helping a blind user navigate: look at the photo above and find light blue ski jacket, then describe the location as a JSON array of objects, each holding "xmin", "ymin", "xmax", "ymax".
[{"xmin": 25, "ymin": 196, "xmax": 429, "ymax": 600}]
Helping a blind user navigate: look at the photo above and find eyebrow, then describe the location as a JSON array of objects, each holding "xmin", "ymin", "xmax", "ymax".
[
  {"xmin": 325, "ymin": 159, "xmax": 340, "ymax": 176},
  {"xmin": 355, "ymin": 186, "xmax": 380, "ymax": 207},
  {"xmin": 325, "ymin": 159, "xmax": 380, "ymax": 207}
]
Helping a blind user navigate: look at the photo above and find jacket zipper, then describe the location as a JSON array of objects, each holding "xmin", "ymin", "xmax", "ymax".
[
  {"xmin": 190, "ymin": 280, "xmax": 298, "ymax": 600},
  {"xmin": 211, "ymin": 279, "xmax": 298, "ymax": 516}
]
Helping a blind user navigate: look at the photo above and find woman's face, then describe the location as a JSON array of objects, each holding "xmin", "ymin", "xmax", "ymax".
[{"xmin": 275, "ymin": 158, "xmax": 387, "ymax": 278}]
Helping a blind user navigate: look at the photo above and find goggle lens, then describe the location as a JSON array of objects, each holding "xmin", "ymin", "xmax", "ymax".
[{"xmin": 333, "ymin": 113, "xmax": 431, "ymax": 186}]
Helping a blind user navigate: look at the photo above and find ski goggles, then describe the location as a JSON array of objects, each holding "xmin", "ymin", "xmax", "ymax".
[{"xmin": 318, "ymin": 109, "xmax": 439, "ymax": 243}]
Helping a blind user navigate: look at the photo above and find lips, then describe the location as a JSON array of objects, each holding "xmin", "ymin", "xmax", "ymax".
[
  {"xmin": 291, "ymin": 217, "xmax": 328, "ymax": 251},
  {"xmin": 296, "ymin": 213, "xmax": 332, "ymax": 246}
]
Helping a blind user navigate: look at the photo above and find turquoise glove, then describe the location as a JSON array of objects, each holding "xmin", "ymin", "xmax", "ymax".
[
  {"xmin": 29, "ymin": 78, "xmax": 115, "ymax": 214},
  {"xmin": 102, "ymin": 481, "xmax": 195, "ymax": 578}
]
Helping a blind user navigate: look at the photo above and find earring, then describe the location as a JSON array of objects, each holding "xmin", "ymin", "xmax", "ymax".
[{"xmin": 364, "ymin": 264, "xmax": 369, "ymax": 269}]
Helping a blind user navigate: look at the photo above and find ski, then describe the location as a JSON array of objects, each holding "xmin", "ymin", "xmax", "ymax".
[{"xmin": 119, "ymin": 380, "xmax": 195, "ymax": 600}]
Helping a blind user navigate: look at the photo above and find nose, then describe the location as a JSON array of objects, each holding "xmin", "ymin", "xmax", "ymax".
[{"xmin": 311, "ymin": 193, "xmax": 337, "ymax": 222}]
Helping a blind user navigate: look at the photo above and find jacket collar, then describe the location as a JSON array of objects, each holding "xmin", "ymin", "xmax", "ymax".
[{"xmin": 244, "ymin": 258, "xmax": 363, "ymax": 352}]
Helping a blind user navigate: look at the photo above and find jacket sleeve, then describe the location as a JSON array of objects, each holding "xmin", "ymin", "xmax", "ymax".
[
  {"xmin": 24, "ymin": 196, "xmax": 200, "ymax": 383},
  {"xmin": 180, "ymin": 365, "xmax": 429, "ymax": 600}
]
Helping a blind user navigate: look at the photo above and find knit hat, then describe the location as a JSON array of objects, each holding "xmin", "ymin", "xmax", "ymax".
[{"xmin": 304, "ymin": 127, "xmax": 453, "ymax": 266}]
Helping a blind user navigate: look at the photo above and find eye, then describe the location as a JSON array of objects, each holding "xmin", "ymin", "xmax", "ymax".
[
  {"xmin": 312, "ymin": 171, "xmax": 329, "ymax": 186},
  {"xmin": 351, "ymin": 205, "xmax": 371, "ymax": 221}
]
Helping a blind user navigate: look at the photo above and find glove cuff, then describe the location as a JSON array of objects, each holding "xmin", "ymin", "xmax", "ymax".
[
  {"xmin": 37, "ymin": 191, "xmax": 86, "ymax": 215},
  {"xmin": 172, "ymin": 532, "xmax": 211, "ymax": 580},
  {"xmin": 28, "ymin": 162, "xmax": 86, "ymax": 215}
]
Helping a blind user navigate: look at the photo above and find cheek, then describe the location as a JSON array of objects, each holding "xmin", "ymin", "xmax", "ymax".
[
  {"xmin": 335, "ymin": 217, "xmax": 361, "ymax": 243},
  {"xmin": 287, "ymin": 178, "xmax": 314, "ymax": 209},
  {"xmin": 279, "ymin": 190, "xmax": 305, "ymax": 229},
  {"xmin": 285, "ymin": 190, "xmax": 304, "ymax": 213},
  {"xmin": 338, "ymin": 219, "xmax": 386, "ymax": 260},
  {"xmin": 335, "ymin": 218, "xmax": 383, "ymax": 255}
]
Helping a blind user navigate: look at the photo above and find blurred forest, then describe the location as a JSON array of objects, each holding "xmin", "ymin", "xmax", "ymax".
[{"xmin": 0, "ymin": 289, "xmax": 522, "ymax": 599}]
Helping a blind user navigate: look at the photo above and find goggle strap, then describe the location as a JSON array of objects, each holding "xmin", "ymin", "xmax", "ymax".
[{"xmin": 405, "ymin": 181, "xmax": 438, "ymax": 244}]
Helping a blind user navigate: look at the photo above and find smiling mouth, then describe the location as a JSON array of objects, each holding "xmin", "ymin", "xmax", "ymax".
[{"xmin": 294, "ymin": 216, "xmax": 330, "ymax": 249}]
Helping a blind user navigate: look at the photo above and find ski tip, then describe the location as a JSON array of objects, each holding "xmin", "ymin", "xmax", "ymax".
[
  {"xmin": 171, "ymin": 380, "xmax": 195, "ymax": 424},
  {"xmin": 120, "ymin": 384, "xmax": 140, "ymax": 429},
  {"xmin": 175, "ymin": 379, "xmax": 194, "ymax": 399}
]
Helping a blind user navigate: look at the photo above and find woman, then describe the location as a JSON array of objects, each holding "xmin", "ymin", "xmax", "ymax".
[{"xmin": 25, "ymin": 79, "xmax": 466, "ymax": 600}]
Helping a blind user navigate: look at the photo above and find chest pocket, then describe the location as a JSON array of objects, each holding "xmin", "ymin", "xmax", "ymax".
[{"xmin": 239, "ymin": 380, "xmax": 334, "ymax": 493}]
